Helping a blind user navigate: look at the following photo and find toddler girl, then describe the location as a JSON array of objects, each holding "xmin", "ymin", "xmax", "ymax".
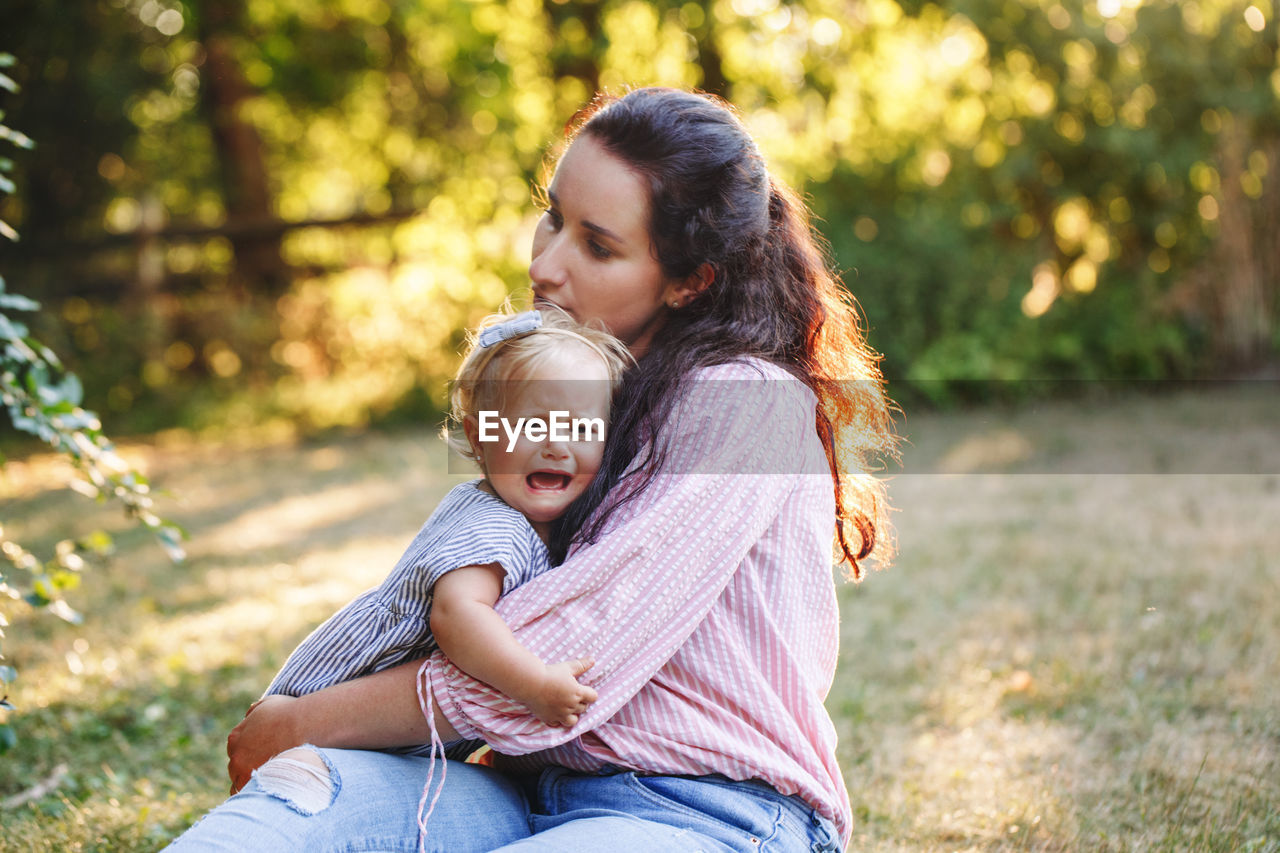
[{"xmin": 263, "ymin": 308, "xmax": 629, "ymax": 732}]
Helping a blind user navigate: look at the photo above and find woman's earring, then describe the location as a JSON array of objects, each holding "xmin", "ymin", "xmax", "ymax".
[{"xmin": 670, "ymin": 299, "xmax": 680, "ymax": 309}]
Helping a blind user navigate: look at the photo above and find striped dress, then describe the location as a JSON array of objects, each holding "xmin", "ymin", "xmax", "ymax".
[
  {"xmin": 265, "ymin": 479, "xmax": 551, "ymax": 761},
  {"xmin": 426, "ymin": 359, "xmax": 856, "ymax": 844}
]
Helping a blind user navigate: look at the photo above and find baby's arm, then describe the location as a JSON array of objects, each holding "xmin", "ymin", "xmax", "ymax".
[{"xmin": 430, "ymin": 564, "xmax": 596, "ymax": 727}]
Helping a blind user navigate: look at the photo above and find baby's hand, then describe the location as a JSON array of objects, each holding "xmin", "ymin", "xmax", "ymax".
[{"xmin": 526, "ymin": 657, "xmax": 597, "ymax": 728}]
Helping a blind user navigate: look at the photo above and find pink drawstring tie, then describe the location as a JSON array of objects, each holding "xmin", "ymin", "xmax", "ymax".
[{"xmin": 415, "ymin": 659, "xmax": 448, "ymax": 853}]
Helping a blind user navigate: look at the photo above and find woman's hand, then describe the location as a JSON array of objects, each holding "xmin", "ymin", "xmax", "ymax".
[
  {"xmin": 227, "ymin": 695, "xmax": 302, "ymax": 794},
  {"xmin": 226, "ymin": 660, "xmax": 463, "ymax": 793}
]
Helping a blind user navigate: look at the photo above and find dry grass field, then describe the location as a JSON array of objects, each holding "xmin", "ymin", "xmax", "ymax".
[{"xmin": 1, "ymin": 382, "xmax": 1277, "ymax": 851}]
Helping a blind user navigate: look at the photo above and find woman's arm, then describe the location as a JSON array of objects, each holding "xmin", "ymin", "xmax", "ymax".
[
  {"xmin": 227, "ymin": 659, "xmax": 453, "ymax": 792},
  {"xmin": 226, "ymin": 653, "xmax": 597, "ymax": 790}
]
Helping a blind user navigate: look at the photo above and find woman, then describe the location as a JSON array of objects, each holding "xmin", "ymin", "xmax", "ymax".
[{"xmin": 169, "ymin": 87, "xmax": 895, "ymax": 852}]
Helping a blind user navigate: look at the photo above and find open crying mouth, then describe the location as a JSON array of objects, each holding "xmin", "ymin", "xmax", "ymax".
[{"xmin": 527, "ymin": 472, "xmax": 571, "ymax": 491}]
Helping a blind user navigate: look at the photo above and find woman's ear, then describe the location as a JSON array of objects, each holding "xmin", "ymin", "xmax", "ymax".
[{"xmin": 667, "ymin": 262, "xmax": 714, "ymax": 308}]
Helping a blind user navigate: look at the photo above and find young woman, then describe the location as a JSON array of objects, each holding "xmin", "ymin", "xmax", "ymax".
[{"xmin": 167, "ymin": 87, "xmax": 895, "ymax": 853}]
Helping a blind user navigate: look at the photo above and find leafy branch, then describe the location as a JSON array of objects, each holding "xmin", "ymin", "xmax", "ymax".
[{"xmin": 0, "ymin": 51, "xmax": 184, "ymax": 752}]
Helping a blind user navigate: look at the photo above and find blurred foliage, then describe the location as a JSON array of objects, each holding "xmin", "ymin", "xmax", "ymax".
[
  {"xmin": 808, "ymin": 0, "xmax": 1280, "ymax": 401},
  {"xmin": 0, "ymin": 0, "xmax": 1276, "ymax": 433},
  {"xmin": 1, "ymin": 54, "xmax": 184, "ymax": 753}
]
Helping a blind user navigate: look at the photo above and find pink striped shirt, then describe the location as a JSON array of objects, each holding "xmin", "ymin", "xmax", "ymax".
[{"xmin": 428, "ymin": 359, "xmax": 854, "ymax": 843}]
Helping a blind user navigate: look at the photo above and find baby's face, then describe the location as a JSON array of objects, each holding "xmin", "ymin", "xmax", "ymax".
[{"xmin": 470, "ymin": 346, "xmax": 612, "ymax": 535}]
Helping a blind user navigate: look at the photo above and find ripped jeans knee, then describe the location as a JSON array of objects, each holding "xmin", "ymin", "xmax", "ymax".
[{"xmin": 252, "ymin": 745, "xmax": 340, "ymax": 815}]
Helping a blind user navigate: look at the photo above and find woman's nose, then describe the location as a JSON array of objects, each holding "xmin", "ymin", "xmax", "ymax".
[{"xmin": 530, "ymin": 231, "xmax": 567, "ymax": 290}]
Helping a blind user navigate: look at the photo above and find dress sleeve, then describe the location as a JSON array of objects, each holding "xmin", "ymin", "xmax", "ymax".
[
  {"xmin": 265, "ymin": 484, "xmax": 547, "ymax": 697},
  {"xmin": 264, "ymin": 590, "xmax": 432, "ymax": 697},
  {"xmin": 430, "ymin": 493, "xmax": 551, "ymax": 593},
  {"xmin": 428, "ymin": 361, "xmax": 824, "ymax": 753}
]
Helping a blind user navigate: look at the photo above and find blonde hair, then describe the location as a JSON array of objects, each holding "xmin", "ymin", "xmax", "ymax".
[{"xmin": 446, "ymin": 305, "xmax": 632, "ymax": 463}]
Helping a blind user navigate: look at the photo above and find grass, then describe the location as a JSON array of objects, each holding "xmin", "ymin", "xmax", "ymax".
[{"xmin": 1, "ymin": 383, "xmax": 1278, "ymax": 851}]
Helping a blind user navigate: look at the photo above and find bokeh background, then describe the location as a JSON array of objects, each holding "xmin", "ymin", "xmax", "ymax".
[{"xmin": 2, "ymin": 0, "xmax": 1277, "ymax": 438}]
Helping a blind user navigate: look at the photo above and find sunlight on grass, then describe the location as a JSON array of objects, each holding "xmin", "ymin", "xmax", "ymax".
[
  {"xmin": 4, "ymin": 389, "xmax": 1279, "ymax": 851},
  {"xmin": 195, "ymin": 479, "xmax": 409, "ymax": 554},
  {"xmin": 3, "ymin": 430, "xmax": 482, "ymax": 850},
  {"xmin": 835, "ymin": 387, "xmax": 1279, "ymax": 850},
  {"xmin": 936, "ymin": 428, "xmax": 1035, "ymax": 473},
  {"xmin": 894, "ymin": 719, "xmax": 1073, "ymax": 843}
]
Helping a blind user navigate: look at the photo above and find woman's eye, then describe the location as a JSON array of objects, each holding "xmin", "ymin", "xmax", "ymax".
[
  {"xmin": 541, "ymin": 209, "xmax": 563, "ymax": 230},
  {"xmin": 587, "ymin": 240, "xmax": 612, "ymax": 260}
]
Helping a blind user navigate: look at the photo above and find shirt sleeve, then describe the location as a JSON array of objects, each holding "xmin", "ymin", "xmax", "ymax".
[{"xmin": 428, "ymin": 361, "xmax": 824, "ymax": 753}]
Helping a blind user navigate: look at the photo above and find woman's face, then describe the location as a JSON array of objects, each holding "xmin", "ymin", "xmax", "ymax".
[{"xmin": 530, "ymin": 134, "xmax": 683, "ymax": 359}]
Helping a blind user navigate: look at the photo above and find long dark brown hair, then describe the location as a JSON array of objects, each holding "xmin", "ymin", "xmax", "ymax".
[{"xmin": 548, "ymin": 87, "xmax": 897, "ymax": 578}]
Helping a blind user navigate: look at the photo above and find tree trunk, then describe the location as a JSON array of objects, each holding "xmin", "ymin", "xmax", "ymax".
[
  {"xmin": 1202, "ymin": 121, "xmax": 1273, "ymax": 367},
  {"xmin": 1256, "ymin": 138, "xmax": 1280, "ymax": 355},
  {"xmin": 546, "ymin": 1, "xmax": 602, "ymax": 96},
  {"xmin": 196, "ymin": 3, "xmax": 290, "ymax": 294},
  {"xmin": 692, "ymin": 4, "xmax": 728, "ymax": 97}
]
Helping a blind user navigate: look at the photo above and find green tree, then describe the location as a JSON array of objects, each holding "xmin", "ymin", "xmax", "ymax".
[{"xmin": 1, "ymin": 0, "xmax": 1276, "ymax": 428}]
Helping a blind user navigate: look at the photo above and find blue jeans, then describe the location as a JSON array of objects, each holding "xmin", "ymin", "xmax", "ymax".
[{"xmin": 165, "ymin": 747, "xmax": 842, "ymax": 852}]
